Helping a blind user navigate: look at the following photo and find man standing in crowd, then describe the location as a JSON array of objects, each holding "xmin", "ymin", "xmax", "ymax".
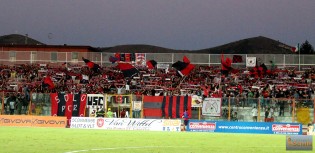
[
  {"xmin": 279, "ymin": 101, "xmax": 285, "ymax": 116},
  {"xmin": 106, "ymin": 108, "xmax": 113, "ymax": 118},
  {"xmin": 96, "ymin": 108, "xmax": 105, "ymax": 117},
  {"xmin": 7, "ymin": 93, "xmax": 16, "ymax": 115},
  {"xmin": 15, "ymin": 94, "xmax": 23, "ymax": 115},
  {"xmin": 182, "ymin": 109, "xmax": 189, "ymax": 131},
  {"xmin": 264, "ymin": 108, "xmax": 270, "ymax": 122},
  {"xmin": 120, "ymin": 109, "xmax": 126, "ymax": 118},
  {"xmin": 251, "ymin": 106, "xmax": 258, "ymax": 122}
]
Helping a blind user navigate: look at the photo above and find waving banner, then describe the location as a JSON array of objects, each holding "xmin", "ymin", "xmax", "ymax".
[
  {"xmin": 202, "ymin": 98, "xmax": 221, "ymax": 116},
  {"xmin": 51, "ymin": 93, "xmax": 87, "ymax": 117}
]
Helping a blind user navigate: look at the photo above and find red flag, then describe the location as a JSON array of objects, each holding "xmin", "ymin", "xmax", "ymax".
[
  {"xmin": 291, "ymin": 44, "xmax": 299, "ymax": 53},
  {"xmin": 43, "ymin": 76, "xmax": 55, "ymax": 89},
  {"xmin": 183, "ymin": 56, "xmax": 190, "ymax": 63},
  {"xmin": 221, "ymin": 54, "xmax": 232, "ymax": 70},
  {"xmin": 232, "ymin": 55, "xmax": 243, "ymax": 63},
  {"xmin": 114, "ymin": 53, "xmax": 121, "ymax": 61},
  {"xmin": 125, "ymin": 53, "xmax": 131, "ymax": 62}
]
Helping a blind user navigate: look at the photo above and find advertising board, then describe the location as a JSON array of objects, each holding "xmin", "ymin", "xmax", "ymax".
[
  {"xmin": 70, "ymin": 117, "xmax": 181, "ymax": 132},
  {"xmin": 0, "ymin": 115, "xmax": 67, "ymax": 128},
  {"xmin": 187, "ymin": 120, "xmax": 302, "ymax": 135}
]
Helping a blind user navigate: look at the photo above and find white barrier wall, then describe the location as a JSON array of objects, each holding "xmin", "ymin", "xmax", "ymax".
[{"xmin": 70, "ymin": 117, "xmax": 181, "ymax": 132}]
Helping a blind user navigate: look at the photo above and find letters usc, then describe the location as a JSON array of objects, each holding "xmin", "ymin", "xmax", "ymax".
[{"xmin": 0, "ymin": 115, "xmax": 67, "ymax": 128}]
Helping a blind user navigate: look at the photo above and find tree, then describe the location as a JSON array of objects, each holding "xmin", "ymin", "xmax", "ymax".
[{"xmin": 299, "ymin": 40, "xmax": 315, "ymax": 54}]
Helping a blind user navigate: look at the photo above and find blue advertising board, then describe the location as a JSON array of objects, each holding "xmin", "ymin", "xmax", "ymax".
[{"xmin": 187, "ymin": 120, "xmax": 302, "ymax": 135}]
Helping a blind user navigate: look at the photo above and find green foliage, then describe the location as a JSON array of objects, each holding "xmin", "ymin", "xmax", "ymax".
[{"xmin": 299, "ymin": 40, "xmax": 315, "ymax": 54}]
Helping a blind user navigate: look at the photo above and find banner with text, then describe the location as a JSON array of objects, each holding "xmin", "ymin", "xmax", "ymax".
[
  {"xmin": 0, "ymin": 115, "xmax": 67, "ymax": 128},
  {"xmin": 70, "ymin": 117, "xmax": 181, "ymax": 132},
  {"xmin": 187, "ymin": 120, "xmax": 302, "ymax": 135}
]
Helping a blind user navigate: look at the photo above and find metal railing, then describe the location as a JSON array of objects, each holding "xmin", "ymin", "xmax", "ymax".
[{"xmin": 1, "ymin": 51, "xmax": 315, "ymax": 68}]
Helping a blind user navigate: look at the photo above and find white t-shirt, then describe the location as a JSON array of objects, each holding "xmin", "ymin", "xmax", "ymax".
[
  {"xmin": 117, "ymin": 87, "xmax": 123, "ymax": 94},
  {"xmin": 10, "ymin": 101, "xmax": 15, "ymax": 109},
  {"xmin": 270, "ymin": 108, "xmax": 274, "ymax": 117},
  {"xmin": 82, "ymin": 75, "xmax": 89, "ymax": 80},
  {"xmin": 252, "ymin": 108, "xmax": 258, "ymax": 116},
  {"xmin": 125, "ymin": 84, "xmax": 130, "ymax": 91}
]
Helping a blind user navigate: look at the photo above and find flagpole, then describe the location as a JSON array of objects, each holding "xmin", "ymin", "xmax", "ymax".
[
  {"xmin": 29, "ymin": 92, "xmax": 32, "ymax": 115},
  {"xmin": 1, "ymin": 91, "xmax": 4, "ymax": 115},
  {"xmin": 177, "ymin": 76, "xmax": 187, "ymax": 88},
  {"xmin": 298, "ymin": 43, "xmax": 300, "ymax": 71}
]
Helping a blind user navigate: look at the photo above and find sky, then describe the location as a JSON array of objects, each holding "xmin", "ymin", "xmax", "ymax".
[{"xmin": 1, "ymin": 0, "xmax": 314, "ymax": 50}]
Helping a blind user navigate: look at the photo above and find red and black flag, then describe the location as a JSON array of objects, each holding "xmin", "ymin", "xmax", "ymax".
[
  {"xmin": 146, "ymin": 60, "xmax": 157, "ymax": 69},
  {"xmin": 120, "ymin": 53, "xmax": 125, "ymax": 61},
  {"xmin": 82, "ymin": 57, "xmax": 100, "ymax": 73},
  {"xmin": 62, "ymin": 62, "xmax": 67, "ymax": 66},
  {"xmin": 109, "ymin": 56, "xmax": 119, "ymax": 63},
  {"xmin": 232, "ymin": 55, "xmax": 243, "ymax": 63},
  {"xmin": 183, "ymin": 56, "xmax": 190, "ymax": 63},
  {"xmin": 43, "ymin": 75, "xmax": 55, "ymax": 90},
  {"xmin": 117, "ymin": 62, "xmax": 139, "ymax": 78},
  {"xmin": 172, "ymin": 56, "xmax": 195, "ymax": 77},
  {"xmin": 143, "ymin": 95, "xmax": 191, "ymax": 119},
  {"xmin": 51, "ymin": 93, "xmax": 87, "ymax": 125}
]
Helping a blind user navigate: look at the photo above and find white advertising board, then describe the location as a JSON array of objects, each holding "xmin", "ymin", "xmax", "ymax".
[{"xmin": 70, "ymin": 117, "xmax": 181, "ymax": 132}]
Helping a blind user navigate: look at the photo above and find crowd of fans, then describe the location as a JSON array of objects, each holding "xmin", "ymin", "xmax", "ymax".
[{"xmin": 1, "ymin": 61, "xmax": 315, "ymax": 115}]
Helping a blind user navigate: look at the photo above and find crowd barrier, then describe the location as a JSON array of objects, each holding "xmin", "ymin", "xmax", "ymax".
[{"xmin": 1, "ymin": 52, "xmax": 315, "ymax": 68}]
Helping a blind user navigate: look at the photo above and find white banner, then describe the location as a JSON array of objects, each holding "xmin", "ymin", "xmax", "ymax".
[
  {"xmin": 133, "ymin": 101, "xmax": 142, "ymax": 111},
  {"xmin": 87, "ymin": 94, "xmax": 104, "ymax": 106},
  {"xmin": 246, "ymin": 57, "xmax": 256, "ymax": 67},
  {"xmin": 157, "ymin": 63, "xmax": 169, "ymax": 69},
  {"xmin": 87, "ymin": 94, "xmax": 105, "ymax": 117},
  {"xmin": 202, "ymin": 98, "xmax": 221, "ymax": 116},
  {"xmin": 191, "ymin": 95, "xmax": 202, "ymax": 107},
  {"xmin": 135, "ymin": 53, "xmax": 146, "ymax": 66},
  {"xmin": 70, "ymin": 117, "xmax": 181, "ymax": 132}
]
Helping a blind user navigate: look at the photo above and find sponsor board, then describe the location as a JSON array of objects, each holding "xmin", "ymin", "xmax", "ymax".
[
  {"xmin": 0, "ymin": 115, "xmax": 67, "ymax": 128},
  {"xmin": 272, "ymin": 124, "xmax": 301, "ymax": 135},
  {"xmin": 162, "ymin": 120, "xmax": 181, "ymax": 131},
  {"xmin": 187, "ymin": 120, "xmax": 302, "ymax": 135},
  {"xmin": 188, "ymin": 121, "xmax": 216, "ymax": 132},
  {"xmin": 70, "ymin": 117, "xmax": 181, "ymax": 132},
  {"xmin": 70, "ymin": 117, "xmax": 96, "ymax": 129},
  {"xmin": 286, "ymin": 135, "xmax": 312, "ymax": 151}
]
